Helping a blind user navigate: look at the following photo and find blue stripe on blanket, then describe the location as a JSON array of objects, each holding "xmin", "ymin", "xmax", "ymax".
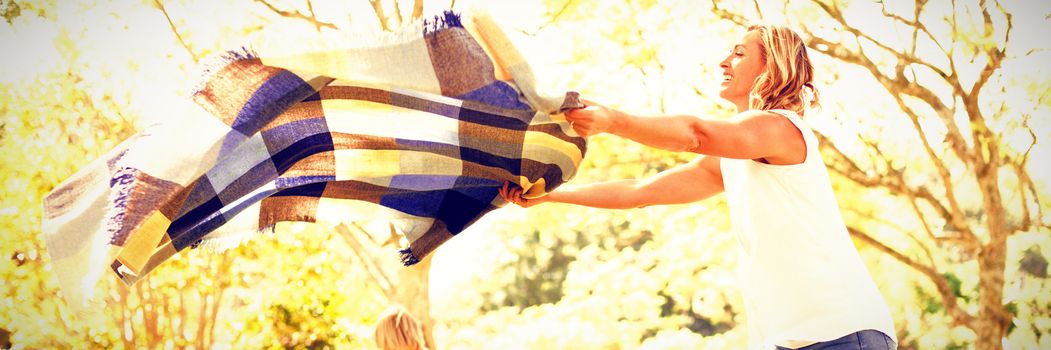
[
  {"xmin": 172, "ymin": 177, "xmax": 218, "ymax": 220},
  {"xmin": 231, "ymin": 70, "xmax": 317, "ymax": 135},
  {"xmin": 379, "ymin": 189, "xmax": 447, "ymax": 217},
  {"xmin": 270, "ymin": 132, "xmax": 335, "ymax": 174},
  {"xmin": 389, "ymin": 92, "xmax": 462, "ymax": 118},
  {"xmin": 261, "ymin": 117, "xmax": 329, "ymax": 153},
  {"xmin": 275, "ymin": 175, "xmax": 336, "ymax": 189},
  {"xmin": 379, "ymin": 176, "xmax": 499, "ymax": 227},
  {"xmin": 178, "ymin": 183, "xmax": 282, "ymax": 250},
  {"xmin": 457, "ymin": 107, "xmax": 529, "ymax": 130},
  {"xmin": 175, "ymin": 211, "xmax": 228, "ymax": 250},
  {"xmin": 455, "ymin": 81, "xmax": 531, "ymax": 110},
  {"xmin": 175, "ymin": 119, "xmax": 334, "ymax": 216},
  {"xmin": 459, "ymin": 146, "xmax": 521, "ymax": 174},
  {"xmin": 436, "ymin": 185, "xmax": 499, "ymax": 233},
  {"xmin": 169, "ymin": 196, "xmax": 224, "ymax": 237},
  {"xmin": 389, "ymin": 174, "xmax": 459, "ymax": 191},
  {"xmin": 272, "ymin": 181, "xmax": 328, "ymax": 197},
  {"xmin": 537, "ymin": 164, "xmax": 566, "ymax": 191}
]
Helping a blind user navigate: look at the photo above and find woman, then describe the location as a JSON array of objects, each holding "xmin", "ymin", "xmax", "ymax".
[
  {"xmin": 500, "ymin": 24, "xmax": 897, "ymax": 349},
  {"xmin": 374, "ymin": 304, "xmax": 427, "ymax": 350}
]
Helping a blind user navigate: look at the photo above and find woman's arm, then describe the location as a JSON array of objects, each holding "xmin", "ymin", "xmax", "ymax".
[
  {"xmin": 566, "ymin": 101, "xmax": 805, "ymax": 164},
  {"xmin": 501, "ymin": 155, "xmax": 723, "ymax": 209}
]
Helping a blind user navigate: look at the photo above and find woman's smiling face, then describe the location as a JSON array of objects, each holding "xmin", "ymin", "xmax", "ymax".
[{"xmin": 718, "ymin": 30, "xmax": 766, "ymax": 110}]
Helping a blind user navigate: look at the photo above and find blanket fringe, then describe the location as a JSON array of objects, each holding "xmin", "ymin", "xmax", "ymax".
[
  {"xmin": 188, "ymin": 10, "xmax": 460, "ymax": 97},
  {"xmin": 423, "ymin": 11, "xmax": 462, "ymax": 35},
  {"xmin": 104, "ymin": 167, "xmax": 138, "ymax": 246},
  {"xmin": 189, "ymin": 46, "xmax": 259, "ymax": 97},
  {"xmin": 194, "ymin": 225, "xmax": 275, "ymax": 253},
  {"xmin": 330, "ymin": 10, "xmax": 460, "ymax": 48},
  {"xmin": 399, "ymin": 247, "xmax": 420, "ymax": 266}
]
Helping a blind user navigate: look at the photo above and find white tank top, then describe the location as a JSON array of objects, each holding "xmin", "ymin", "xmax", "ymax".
[{"xmin": 719, "ymin": 109, "xmax": 896, "ymax": 349}]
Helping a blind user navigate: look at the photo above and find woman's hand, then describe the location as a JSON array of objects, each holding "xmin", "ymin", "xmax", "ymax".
[
  {"xmin": 565, "ymin": 99, "xmax": 619, "ymax": 137},
  {"xmin": 499, "ymin": 181, "xmax": 548, "ymax": 208}
]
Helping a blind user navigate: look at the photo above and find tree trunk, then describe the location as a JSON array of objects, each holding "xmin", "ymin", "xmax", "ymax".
[
  {"xmin": 975, "ymin": 169, "xmax": 1012, "ymax": 349},
  {"xmin": 975, "ymin": 242, "xmax": 1009, "ymax": 349}
]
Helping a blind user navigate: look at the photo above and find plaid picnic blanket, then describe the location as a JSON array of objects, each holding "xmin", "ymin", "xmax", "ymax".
[{"xmin": 43, "ymin": 11, "xmax": 586, "ymax": 310}]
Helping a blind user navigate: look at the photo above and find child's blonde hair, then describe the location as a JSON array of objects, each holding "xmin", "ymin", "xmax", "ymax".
[
  {"xmin": 747, "ymin": 23, "xmax": 819, "ymax": 116},
  {"xmin": 374, "ymin": 305, "xmax": 426, "ymax": 350}
]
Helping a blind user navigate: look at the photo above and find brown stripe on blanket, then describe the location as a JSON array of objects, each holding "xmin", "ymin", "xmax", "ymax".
[
  {"xmin": 459, "ymin": 161, "xmax": 516, "ymax": 184},
  {"xmin": 459, "ymin": 119, "xmax": 527, "ymax": 144},
  {"xmin": 260, "ymin": 100, "xmax": 325, "ymax": 132},
  {"xmin": 425, "ymin": 28, "xmax": 496, "ymax": 96},
  {"xmin": 322, "ymin": 85, "xmax": 463, "ymax": 119},
  {"xmin": 158, "ymin": 182, "xmax": 192, "ymax": 220},
  {"xmin": 258, "ymin": 195, "xmax": 320, "ymax": 227},
  {"xmin": 394, "ymin": 138, "xmax": 461, "ymax": 159},
  {"xmin": 388, "ymin": 91, "xmax": 462, "ymax": 118},
  {"xmin": 320, "ymin": 85, "xmax": 392, "ymax": 105},
  {"xmin": 405, "ymin": 219, "xmax": 456, "ymax": 265},
  {"xmin": 193, "ymin": 58, "xmax": 284, "ymax": 128},
  {"xmin": 163, "ymin": 177, "xmax": 220, "ymax": 221},
  {"xmin": 279, "ymin": 151, "xmax": 336, "ymax": 179},
  {"xmin": 329, "ymin": 132, "xmax": 400, "ymax": 150},
  {"xmin": 527, "ymin": 123, "xmax": 587, "ymax": 154},
  {"xmin": 321, "ymin": 180, "xmax": 390, "ymax": 203},
  {"xmin": 458, "ymin": 132, "xmax": 526, "ymax": 161},
  {"xmin": 107, "ymin": 168, "xmax": 184, "ymax": 246}
]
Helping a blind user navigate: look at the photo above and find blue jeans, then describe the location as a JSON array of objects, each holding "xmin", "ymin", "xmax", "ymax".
[{"xmin": 775, "ymin": 330, "xmax": 896, "ymax": 350}]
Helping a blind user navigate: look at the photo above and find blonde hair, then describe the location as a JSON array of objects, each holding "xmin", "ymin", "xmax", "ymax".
[
  {"xmin": 746, "ymin": 23, "xmax": 819, "ymax": 115},
  {"xmin": 374, "ymin": 305, "xmax": 426, "ymax": 350}
]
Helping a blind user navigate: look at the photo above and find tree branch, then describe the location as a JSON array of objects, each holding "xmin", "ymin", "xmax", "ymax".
[
  {"xmin": 204, "ymin": 254, "xmax": 231, "ymax": 348},
  {"xmin": 135, "ymin": 283, "xmax": 157, "ymax": 348},
  {"xmin": 334, "ymin": 223, "xmax": 395, "ymax": 297},
  {"xmin": 710, "ymin": 0, "xmax": 749, "ymax": 27},
  {"xmin": 961, "ymin": 2, "xmax": 1010, "ymax": 194},
  {"xmin": 845, "ymin": 207, "xmax": 935, "ymax": 267},
  {"xmin": 391, "ymin": 0, "xmax": 404, "ymax": 26},
  {"xmin": 816, "ymin": 0, "xmax": 954, "ymax": 87},
  {"xmin": 305, "ymin": 0, "xmax": 320, "ymax": 31},
  {"xmin": 877, "ymin": 0, "xmax": 949, "ymax": 57},
  {"xmin": 751, "ymin": 0, "xmax": 763, "ymax": 20},
  {"xmin": 368, "ymin": 0, "xmax": 391, "ymax": 31},
  {"xmin": 116, "ymin": 283, "xmax": 133, "ymax": 349},
  {"xmin": 808, "ymin": 32, "xmax": 972, "ymax": 159},
  {"xmin": 519, "ymin": 0, "xmax": 575, "ymax": 36},
  {"xmin": 865, "ymin": 129, "xmax": 978, "ymax": 251},
  {"xmin": 253, "ymin": 0, "xmax": 337, "ymax": 31},
  {"xmin": 802, "ymin": 2, "xmax": 973, "ymax": 165},
  {"xmin": 153, "ymin": 0, "xmax": 199, "ymax": 63},
  {"xmin": 847, "ymin": 226, "xmax": 975, "ymax": 327},
  {"xmin": 411, "ymin": 0, "xmax": 424, "ymax": 20},
  {"xmin": 968, "ymin": 0, "xmax": 1007, "ymax": 98},
  {"xmin": 816, "ymin": 133, "xmax": 957, "ymax": 228},
  {"xmin": 194, "ymin": 255, "xmax": 212, "ymax": 349},
  {"xmin": 890, "ymin": 91, "xmax": 975, "ymax": 244}
]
